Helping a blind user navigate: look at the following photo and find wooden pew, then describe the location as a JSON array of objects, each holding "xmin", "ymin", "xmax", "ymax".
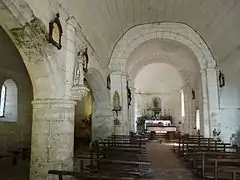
[
  {"xmin": 48, "ymin": 170, "xmax": 136, "ymax": 180},
  {"xmin": 49, "ymin": 133, "xmax": 151, "ymax": 179},
  {"xmin": 204, "ymin": 158, "xmax": 240, "ymax": 180}
]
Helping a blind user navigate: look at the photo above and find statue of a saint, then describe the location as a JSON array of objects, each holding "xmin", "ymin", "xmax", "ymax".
[
  {"xmin": 127, "ymin": 81, "xmax": 132, "ymax": 107},
  {"xmin": 82, "ymin": 48, "xmax": 89, "ymax": 73},
  {"xmin": 73, "ymin": 51, "xmax": 84, "ymax": 86},
  {"xmin": 113, "ymin": 91, "xmax": 121, "ymax": 111}
]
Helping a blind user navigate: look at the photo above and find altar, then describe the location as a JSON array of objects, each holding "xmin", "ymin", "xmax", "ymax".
[{"xmin": 145, "ymin": 120, "xmax": 176, "ymax": 133}]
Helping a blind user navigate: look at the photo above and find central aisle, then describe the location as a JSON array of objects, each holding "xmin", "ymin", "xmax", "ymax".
[{"xmin": 146, "ymin": 140, "xmax": 198, "ymax": 180}]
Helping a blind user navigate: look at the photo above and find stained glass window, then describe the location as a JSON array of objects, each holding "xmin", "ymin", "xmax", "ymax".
[{"xmin": 0, "ymin": 85, "xmax": 6, "ymax": 117}]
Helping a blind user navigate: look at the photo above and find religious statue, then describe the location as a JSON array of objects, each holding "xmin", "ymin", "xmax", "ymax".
[
  {"xmin": 192, "ymin": 88, "xmax": 195, "ymax": 100},
  {"xmin": 112, "ymin": 91, "xmax": 121, "ymax": 116},
  {"xmin": 107, "ymin": 75, "xmax": 111, "ymax": 89},
  {"xmin": 153, "ymin": 97, "xmax": 161, "ymax": 108},
  {"xmin": 73, "ymin": 50, "xmax": 84, "ymax": 86},
  {"xmin": 113, "ymin": 91, "xmax": 121, "ymax": 111},
  {"xmin": 219, "ymin": 70, "xmax": 225, "ymax": 88},
  {"xmin": 82, "ymin": 48, "xmax": 89, "ymax": 73},
  {"xmin": 127, "ymin": 81, "xmax": 132, "ymax": 107}
]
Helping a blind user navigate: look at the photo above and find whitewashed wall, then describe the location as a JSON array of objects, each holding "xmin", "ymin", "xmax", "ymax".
[{"xmin": 217, "ymin": 49, "xmax": 240, "ymax": 143}]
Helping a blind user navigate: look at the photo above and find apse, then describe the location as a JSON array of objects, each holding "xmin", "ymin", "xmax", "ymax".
[{"xmin": 134, "ymin": 62, "xmax": 183, "ymax": 126}]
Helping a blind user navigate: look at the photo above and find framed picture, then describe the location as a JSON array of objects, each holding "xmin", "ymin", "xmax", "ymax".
[
  {"xmin": 107, "ymin": 75, "xmax": 111, "ymax": 89},
  {"xmin": 48, "ymin": 13, "xmax": 63, "ymax": 50}
]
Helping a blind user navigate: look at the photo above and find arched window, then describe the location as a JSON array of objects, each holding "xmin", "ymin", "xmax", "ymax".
[
  {"xmin": 0, "ymin": 85, "xmax": 6, "ymax": 116},
  {"xmin": 180, "ymin": 90, "xmax": 185, "ymax": 117},
  {"xmin": 0, "ymin": 79, "xmax": 18, "ymax": 122},
  {"xmin": 196, "ymin": 109, "xmax": 200, "ymax": 131}
]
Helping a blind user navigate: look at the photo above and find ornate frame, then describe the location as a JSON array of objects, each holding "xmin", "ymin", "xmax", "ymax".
[{"xmin": 48, "ymin": 13, "xmax": 63, "ymax": 50}]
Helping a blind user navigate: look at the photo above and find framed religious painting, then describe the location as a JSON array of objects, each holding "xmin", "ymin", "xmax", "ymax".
[
  {"xmin": 107, "ymin": 75, "xmax": 111, "ymax": 89},
  {"xmin": 48, "ymin": 13, "xmax": 63, "ymax": 50}
]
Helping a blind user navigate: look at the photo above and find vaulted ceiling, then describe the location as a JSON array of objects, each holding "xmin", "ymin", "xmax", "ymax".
[{"xmin": 60, "ymin": 0, "xmax": 240, "ymax": 66}]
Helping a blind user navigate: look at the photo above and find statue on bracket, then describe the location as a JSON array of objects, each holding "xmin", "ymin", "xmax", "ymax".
[
  {"xmin": 219, "ymin": 70, "xmax": 225, "ymax": 88},
  {"xmin": 127, "ymin": 81, "xmax": 132, "ymax": 107},
  {"xmin": 48, "ymin": 13, "xmax": 63, "ymax": 50},
  {"xmin": 107, "ymin": 75, "xmax": 111, "ymax": 89}
]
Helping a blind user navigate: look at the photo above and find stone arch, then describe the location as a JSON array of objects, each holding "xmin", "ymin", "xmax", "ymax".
[
  {"xmin": 0, "ymin": 0, "xmax": 61, "ymax": 99},
  {"xmin": 111, "ymin": 22, "xmax": 215, "ymax": 69},
  {"xmin": 109, "ymin": 22, "xmax": 219, "ymax": 137},
  {"xmin": 86, "ymin": 68, "xmax": 112, "ymax": 140}
]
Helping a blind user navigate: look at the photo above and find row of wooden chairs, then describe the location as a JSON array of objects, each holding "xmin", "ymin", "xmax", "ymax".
[{"xmin": 173, "ymin": 134, "xmax": 240, "ymax": 180}]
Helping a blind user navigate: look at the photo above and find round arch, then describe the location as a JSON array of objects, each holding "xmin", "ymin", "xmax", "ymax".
[
  {"xmin": 0, "ymin": 0, "xmax": 61, "ymax": 99},
  {"xmin": 86, "ymin": 68, "xmax": 113, "ymax": 140},
  {"xmin": 109, "ymin": 22, "xmax": 219, "ymax": 137}
]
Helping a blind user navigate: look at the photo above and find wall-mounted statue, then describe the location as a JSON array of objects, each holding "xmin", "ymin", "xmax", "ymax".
[
  {"xmin": 73, "ymin": 50, "xmax": 84, "ymax": 86},
  {"xmin": 48, "ymin": 13, "xmax": 63, "ymax": 50},
  {"xmin": 127, "ymin": 81, "xmax": 132, "ymax": 107},
  {"xmin": 219, "ymin": 70, "xmax": 225, "ymax": 88},
  {"xmin": 192, "ymin": 88, "xmax": 195, "ymax": 100},
  {"xmin": 113, "ymin": 91, "xmax": 121, "ymax": 111},
  {"xmin": 82, "ymin": 48, "xmax": 89, "ymax": 73},
  {"xmin": 107, "ymin": 75, "xmax": 111, "ymax": 89}
]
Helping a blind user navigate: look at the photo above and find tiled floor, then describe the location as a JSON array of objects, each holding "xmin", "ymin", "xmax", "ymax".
[{"xmin": 146, "ymin": 140, "xmax": 198, "ymax": 180}]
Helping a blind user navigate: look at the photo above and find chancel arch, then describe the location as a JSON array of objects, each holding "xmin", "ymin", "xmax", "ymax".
[{"xmin": 109, "ymin": 22, "xmax": 218, "ymax": 137}]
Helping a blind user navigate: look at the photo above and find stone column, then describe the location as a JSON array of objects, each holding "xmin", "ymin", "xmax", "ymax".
[
  {"xmin": 206, "ymin": 68, "xmax": 219, "ymax": 136},
  {"xmin": 92, "ymin": 104, "xmax": 114, "ymax": 140},
  {"xmin": 110, "ymin": 72, "xmax": 130, "ymax": 135},
  {"xmin": 200, "ymin": 68, "xmax": 219, "ymax": 137},
  {"xmin": 30, "ymin": 99, "xmax": 76, "ymax": 180},
  {"xmin": 190, "ymin": 100, "xmax": 196, "ymax": 135},
  {"xmin": 200, "ymin": 70, "xmax": 210, "ymax": 137},
  {"xmin": 128, "ymin": 81, "xmax": 135, "ymax": 132},
  {"xmin": 183, "ymin": 88, "xmax": 190, "ymax": 134},
  {"xmin": 121, "ymin": 74, "xmax": 130, "ymax": 134}
]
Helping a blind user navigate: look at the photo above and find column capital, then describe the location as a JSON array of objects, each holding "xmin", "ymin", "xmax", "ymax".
[{"xmin": 32, "ymin": 99, "xmax": 76, "ymax": 108}]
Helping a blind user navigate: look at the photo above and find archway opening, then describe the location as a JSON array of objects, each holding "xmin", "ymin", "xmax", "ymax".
[
  {"xmin": 0, "ymin": 26, "xmax": 33, "ymax": 179},
  {"xmin": 74, "ymin": 79, "xmax": 93, "ymax": 153},
  {"xmin": 134, "ymin": 63, "xmax": 184, "ymax": 137},
  {"xmin": 109, "ymin": 23, "xmax": 217, "ymax": 137}
]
